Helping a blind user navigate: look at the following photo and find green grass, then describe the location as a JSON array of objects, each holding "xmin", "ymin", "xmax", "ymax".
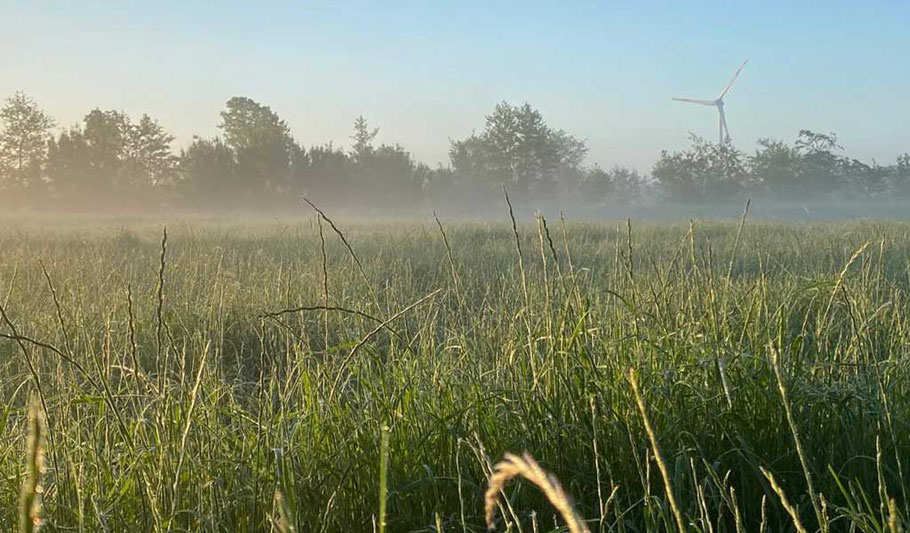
[{"xmin": 2, "ymin": 214, "xmax": 910, "ymax": 532}]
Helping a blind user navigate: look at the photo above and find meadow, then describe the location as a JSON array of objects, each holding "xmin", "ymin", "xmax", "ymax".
[{"xmin": 2, "ymin": 212, "xmax": 910, "ymax": 532}]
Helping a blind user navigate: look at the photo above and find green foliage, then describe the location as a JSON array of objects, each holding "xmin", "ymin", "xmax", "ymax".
[
  {"xmin": 793, "ymin": 129, "xmax": 847, "ymax": 195},
  {"xmin": 290, "ymin": 117, "xmax": 428, "ymax": 211},
  {"xmin": 356, "ymin": 143, "xmax": 428, "ymax": 209},
  {"xmin": 46, "ymin": 108, "xmax": 176, "ymax": 208},
  {"xmin": 653, "ymin": 130, "xmax": 910, "ymax": 203},
  {"xmin": 3, "ymin": 91, "xmax": 910, "ymax": 213},
  {"xmin": 124, "ymin": 114, "xmax": 177, "ymax": 189},
  {"xmin": 894, "ymin": 153, "xmax": 910, "ymax": 195},
  {"xmin": 351, "ymin": 115, "xmax": 379, "ymax": 160},
  {"xmin": 177, "ymin": 136, "xmax": 239, "ymax": 208},
  {"xmin": 750, "ymin": 138, "xmax": 800, "ymax": 195},
  {"xmin": 653, "ymin": 134, "xmax": 749, "ymax": 201},
  {"xmin": 448, "ymin": 102, "xmax": 587, "ymax": 201},
  {"xmin": 578, "ymin": 165, "xmax": 646, "ymax": 205},
  {"xmin": 0, "ymin": 92, "xmax": 54, "ymax": 193},
  {"xmin": 219, "ymin": 96, "xmax": 296, "ymax": 203},
  {"xmin": 82, "ymin": 108, "xmax": 131, "ymax": 193},
  {"xmin": 297, "ymin": 142, "xmax": 354, "ymax": 202},
  {"xmin": 46, "ymin": 127, "xmax": 93, "ymax": 202},
  {"xmin": 345, "ymin": 116, "xmax": 426, "ymax": 209}
]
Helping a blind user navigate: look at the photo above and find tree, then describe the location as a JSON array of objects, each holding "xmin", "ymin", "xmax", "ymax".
[
  {"xmin": 579, "ymin": 165, "xmax": 646, "ymax": 205},
  {"xmin": 351, "ymin": 115, "xmax": 379, "ymax": 160},
  {"xmin": 892, "ymin": 153, "xmax": 910, "ymax": 196},
  {"xmin": 750, "ymin": 138, "xmax": 800, "ymax": 198},
  {"xmin": 124, "ymin": 114, "xmax": 176, "ymax": 189},
  {"xmin": 297, "ymin": 142, "xmax": 355, "ymax": 204},
  {"xmin": 82, "ymin": 109, "xmax": 131, "ymax": 195},
  {"xmin": 846, "ymin": 159, "xmax": 889, "ymax": 198},
  {"xmin": 358, "ymin": 143, "xmax": 427, "ymax": 209},
  {"xmin": 652, "ymin": 135, "xmax": 749, "ymax": 202},
  {"xmin": 178, "ymin": 137, "xmax": 239, "ymax": 208},
  {"xmin": 0, "ymin": 92, "xmax": 54, "ymax": 192},
  {"xmin": 219, "ymin": 96, "xmax": 294, "ymax": 202},
  {"xmin": 49, "ymin": 109, "xmax": 130, "ymax": 204},
  {"xmin": 794, "ymin": 130, "xmax": 846, "ymax": 197},
  {"xmin": 653, "ymin": 149, "xmax": 701, "ymax": 202},
  {"xmin": 448, "ymin": 134, "xmax": 497, "ymax": 189},
  {"xmin": 47, "ymin": 126, "xmax": 92, "ymax": 204},
  {"xmin": 45, "ymin": 109, "xmax": 175, "ymax": 208},
  {"xmin": 449, "ymin": 102, "xmax": 587, "ymax": 200},
  {"xmin": 338, "ymin": 116, "xmax": 427, "ymax": 210}
]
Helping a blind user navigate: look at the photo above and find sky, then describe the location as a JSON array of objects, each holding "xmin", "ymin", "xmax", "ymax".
[{"xmin": 2, "ymin": 1, "xmax": 909, "ymax": 171}]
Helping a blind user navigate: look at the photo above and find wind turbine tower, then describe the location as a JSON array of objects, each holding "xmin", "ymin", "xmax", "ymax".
[{"xmin": 672, "ymin": 59, "xmax": 748, "ymax": 145}]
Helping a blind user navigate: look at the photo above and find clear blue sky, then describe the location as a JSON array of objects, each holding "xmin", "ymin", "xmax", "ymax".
[{"xmin": 2, "ymin": 1, "xmax": 908, "ymax": 170}]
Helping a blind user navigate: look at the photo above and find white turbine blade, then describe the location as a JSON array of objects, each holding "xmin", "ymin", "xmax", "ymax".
[
  {"xmin": 672, "ymin": 97, "xmax": 716, "ymax": 106},
  {"xmin": 719, "ymin": 107, "xmax": 731, "ymax": 144},
  {"xmin": 718, "ymin": 59, "xmax": 748, "ymax": 99},
  {"xmin": 718, "ymin": 108, "xmax": 725, "ymax": 144}
]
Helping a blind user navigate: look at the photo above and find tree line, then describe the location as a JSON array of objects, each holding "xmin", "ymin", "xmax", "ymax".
[{"xmin": 1, "ymin": 91, "xmax": 908, "ymax": 213}]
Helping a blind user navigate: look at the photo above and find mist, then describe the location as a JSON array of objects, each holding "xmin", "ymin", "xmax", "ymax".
[{"xmin": 0, "ymin": 91, "xmax": 908, "ymax": 222}]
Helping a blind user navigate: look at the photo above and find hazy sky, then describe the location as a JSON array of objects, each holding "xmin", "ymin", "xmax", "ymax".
[{"xmin": 3, "ymin": 1, "xmax": 909, "ymax": 170}]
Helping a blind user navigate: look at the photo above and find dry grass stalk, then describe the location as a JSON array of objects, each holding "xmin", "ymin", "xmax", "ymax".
[
  {"xmin": 433, "ymin": 211, "xmax": 462, "ymax": 299},
  {"xmin": 484, "ymin": 452, "xmax": 589, "ymax": 533},
  {"xmin": 273, "ymin": 490, "xmax": 296, "ymax": 533},
  {"xmin": 761, "ymin": 467, "xmax": 808, "ymax": 533},
  {"xmin": 627, "ymin": 368, "xmax": 687, "ymax": 532},
  {"xmin": 326, "ymin": 288, "xmax": 444, "ymax": 404},
  {"xmin": 889, "ymin": 498, "xmax": 902, "ymax": 533},
  {"xmin": 20, "ymin": 397, "xmax": 45, "ymax": 533},
  {"xmin": 302, "ymin": 195, "xmax": 379, "ymax": 307},
  {"xmin": 155, "ymin": 226, "xmax": 167, "ymax": 368},
  {"xmin": 378, "ymin": 425, "xmax": 390, "ymax": 533},
  {"xmin": 769, "ymin": 345, "xmax": 826, "ymax": 532},
  {"xmin": 729, "ymin": 486, "xmax": 745, "ymax": 533},
  {"xmin": 317, "ymin": 215, "xmax": 330, "ymax": 349},
  {"xmin": 501, "ymin": 185, "xmax": 529, "ymax": 308}
]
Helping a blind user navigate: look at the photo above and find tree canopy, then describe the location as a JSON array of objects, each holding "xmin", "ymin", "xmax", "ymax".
[
  {"xmin": 2, "ymin": 91, "xmax": 908, "ymax": 213},
  {"xmin": 448, "ymin": 102, "xmax": 587, "ymax": 200},
  {"xmin": 0, "ymin": 92, "xmax": 54, "ymax": 195}
]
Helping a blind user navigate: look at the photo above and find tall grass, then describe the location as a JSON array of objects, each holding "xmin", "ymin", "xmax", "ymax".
[
  {"xmin": 19, "ymin": 397, "xmax": 45, "ymax": 533},
  {"xmin": 1, "ymin": 215, "xmax": 910, "ymax": 531}
]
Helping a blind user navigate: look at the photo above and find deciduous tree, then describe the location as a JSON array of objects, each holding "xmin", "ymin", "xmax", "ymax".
[
  {"xmin": 0, "ymin": 92, "xmax": 54, "ymax": 191},
  {"xmin": 449, "ymin": 102, "xmax": 587, "ymax": 200},
  {"xmin": 219, "ymin": 96, "xmax": 295, "ymax": 202}
]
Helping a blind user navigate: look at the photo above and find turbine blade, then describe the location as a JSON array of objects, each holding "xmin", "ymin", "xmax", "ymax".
[
  {"xmin": 718, "ymin": 59, "xmax": 748, "ymax": 99},
  {"xmin": 718, "ymin": 109, "xmax": 725, "ymax": 144},
  {"xmin": 719, "ymin": 107, "xmax": 731, "ymax": 144},
  {"xmin": 672, "ymin": 97, "xmax": 717, "ymax": 106}
]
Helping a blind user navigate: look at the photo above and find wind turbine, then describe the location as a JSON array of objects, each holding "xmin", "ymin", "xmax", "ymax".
[{"xmin": 673, "ymin": 59, "xmax": 748, "ymax": 145}]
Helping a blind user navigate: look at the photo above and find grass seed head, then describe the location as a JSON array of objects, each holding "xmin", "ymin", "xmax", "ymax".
[{"xmin": 484, "ymin": 452, "xmax": 589, "ymax": 533}]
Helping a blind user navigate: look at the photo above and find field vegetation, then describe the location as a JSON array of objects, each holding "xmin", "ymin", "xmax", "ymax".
[{"xmin": 2, "ymin": 212, "xmax": 910, "ymax": 531}]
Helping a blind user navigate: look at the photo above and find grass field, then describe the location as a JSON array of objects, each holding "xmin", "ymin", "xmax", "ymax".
[{"xmin": 2, "ymin": 213, "xmax": 910, "ymax": 532}]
